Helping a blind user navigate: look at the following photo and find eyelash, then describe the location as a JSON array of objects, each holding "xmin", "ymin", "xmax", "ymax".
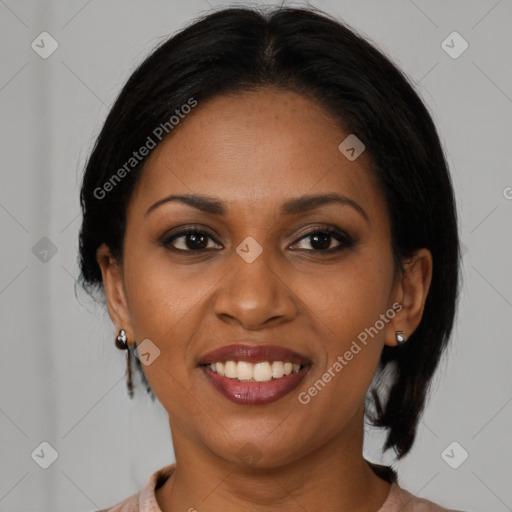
[{"xmin": 161, "ymin": 225, "xmax": 355, "ymax": 255}]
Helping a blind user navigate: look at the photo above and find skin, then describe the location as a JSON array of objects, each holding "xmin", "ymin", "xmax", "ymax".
[{"xmin": 97, "ymin": 88, "xmax": 432, "ymax": 512}]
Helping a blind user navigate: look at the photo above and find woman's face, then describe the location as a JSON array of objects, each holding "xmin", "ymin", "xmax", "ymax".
[{"xmin": 99, "ymin": 88, "xmax": 426, "ymax": 468}]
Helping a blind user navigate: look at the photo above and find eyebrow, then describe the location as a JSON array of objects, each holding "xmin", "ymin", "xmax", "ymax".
[{"xmin": 145, "ymin": 192, "xmax": 368, "ymax": 221}]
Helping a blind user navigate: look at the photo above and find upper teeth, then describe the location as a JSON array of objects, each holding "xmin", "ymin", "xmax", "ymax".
[{"xmin": 209, "ymin": 361, "xmax": 302, "ymax": 382}]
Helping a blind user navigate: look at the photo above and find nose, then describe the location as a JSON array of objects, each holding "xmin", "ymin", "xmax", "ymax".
[{"xmin": 213, "ymin": 247, "xmax": 298, "ymax": 330}]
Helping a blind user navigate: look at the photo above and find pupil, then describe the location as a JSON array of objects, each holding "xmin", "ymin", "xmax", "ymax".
[
  {"xmin": 311, "ymin": 233, "xmax": 330, "ymax": 250},
  {"xmin": 187, "ymin": 233, "xmax": 207, "ymax": 249}
]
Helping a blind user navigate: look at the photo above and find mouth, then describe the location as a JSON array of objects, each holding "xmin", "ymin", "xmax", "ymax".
[{"xmin": 198, "ymin": 344, "xmax": 311, "ymax": 405}]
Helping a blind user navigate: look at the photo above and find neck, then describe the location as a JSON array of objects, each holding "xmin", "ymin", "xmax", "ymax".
[{"xmin": 155, "ymin": 405, "xmax": 392, "ymax": 512}]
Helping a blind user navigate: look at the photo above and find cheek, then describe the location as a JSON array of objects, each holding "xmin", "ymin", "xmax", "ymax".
[
  {"xmin": 303, "ymin": 249, "xmax": 395, "ymax": 344},
  {"xmin": 296, "ymin": 251, "xmax": 394, "ymax": 408},
  {"xmin": 122, "ymin": 239, "xmax": 205, "ymax": 337},
  {"xmin": 121, "ymin": 245, "xmax": 207, "ymax": 384}
]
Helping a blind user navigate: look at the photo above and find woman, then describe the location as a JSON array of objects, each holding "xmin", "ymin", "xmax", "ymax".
[{"xmin": 78, "ymin": 5, "xmax": 463, "ymax": 511}]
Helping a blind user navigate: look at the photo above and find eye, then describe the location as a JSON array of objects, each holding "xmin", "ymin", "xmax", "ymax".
[
  {"xmin": 290, "ymin": 226, "xmax": 354, "ymax": 253},
  {"xmin": 160, "ymin": 225, "xmax": 354, "ymax": 254},
  {"xmin": 162, "ymin": 228, "xmax": 222, "ymax": 252}
]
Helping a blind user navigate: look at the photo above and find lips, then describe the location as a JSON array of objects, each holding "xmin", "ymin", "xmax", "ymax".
[{"xmin": 198, "ymin": 343, "xmax": 311, "ymax": 405}]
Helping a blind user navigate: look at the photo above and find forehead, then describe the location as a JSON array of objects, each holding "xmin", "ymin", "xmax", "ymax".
[{"xmin": 129, "ymin": 88, "xmax": 384, "ymax": 219}]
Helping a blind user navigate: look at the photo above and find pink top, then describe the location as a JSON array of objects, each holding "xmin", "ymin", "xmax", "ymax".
[{"xmin": 96, "ymin": 464, "xmax": 462, "ymax": 512}]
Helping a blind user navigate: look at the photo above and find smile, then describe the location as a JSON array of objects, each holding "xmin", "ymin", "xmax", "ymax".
[{"xmin": 198, "ymin": 344, "xmax": 311, "ymax": 405}]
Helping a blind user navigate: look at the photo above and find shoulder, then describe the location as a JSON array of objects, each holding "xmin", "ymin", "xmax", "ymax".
[
  {"xmin": 93, "ymin": 464, "xmax": 176, "ymax": 512},
  {"xmin": 382, "ymin": 482, "xmax": 466, "ymax": 512},
  {"xmin": 366, "ymin": 461, "xmax": 464, "ymax": 512}
]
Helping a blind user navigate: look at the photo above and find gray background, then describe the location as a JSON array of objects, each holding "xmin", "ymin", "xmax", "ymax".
[{"xmin": 0, "ymin": 0, "xmax": 511, "ymax": 510}]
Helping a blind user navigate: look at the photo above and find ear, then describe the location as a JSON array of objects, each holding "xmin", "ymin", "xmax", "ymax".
[
  {"xmin": 96, "ymin": 243, "xmax": 134, "ymax": 345},
  {"xmin": 385, "ymin": 248, "xmax": 433, "ymax": 347}
]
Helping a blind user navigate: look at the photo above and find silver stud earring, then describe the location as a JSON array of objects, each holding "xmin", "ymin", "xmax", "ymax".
[{"xmin": 396, "ymin": 330, "xmax": 407, "ymax": 345}]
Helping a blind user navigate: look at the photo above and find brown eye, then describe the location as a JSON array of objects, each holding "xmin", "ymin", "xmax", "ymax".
[
  {"xmin": 290, "ymin": 227, "xmax": 354, "ymax": 253},
  {"xmin": 163, "ymin": 229, "xmax": 222, "ymax": 252}
]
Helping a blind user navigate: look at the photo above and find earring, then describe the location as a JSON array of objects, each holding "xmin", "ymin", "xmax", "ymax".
[
  {"xmin": 115, "ymin": 329, "xmax": 134, "ymax": 398},
  {"xmin": 115, "ymin": 329, "xmax": 128, "ymax": 349},
  {"xmin": 395, "ymin": 330, "xmax": 407, "ymax": 345}
]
